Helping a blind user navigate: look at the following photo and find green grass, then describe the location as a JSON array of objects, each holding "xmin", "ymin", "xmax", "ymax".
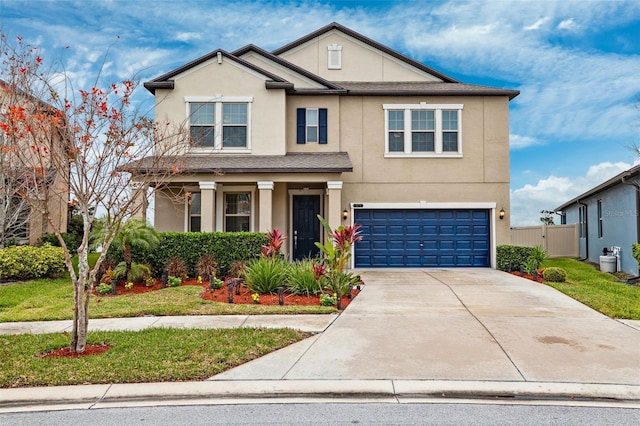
[
  {"xmin": 0, "ymin": 279, "xmax": 336, "ymax": 322},
  {"xmin": 71, "ymin": 252, "xmax": 101, "ymax": 275},
  {"xmin": 544, "ymin": 258, "xmax": 640, "ymax": 319},
  {"xmin": 0, "ymin": 327, "xmax": 308, "ymax": 387}
]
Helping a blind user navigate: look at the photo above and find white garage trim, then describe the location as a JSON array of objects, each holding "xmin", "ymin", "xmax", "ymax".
[{"xmin": 349, "ymin": 202, "xmax": 497, "ymax": 269}]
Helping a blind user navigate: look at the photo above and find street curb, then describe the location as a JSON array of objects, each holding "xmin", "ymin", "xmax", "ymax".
[{"xmin": 1, "ymin": 380, "xmax": 639, "ymax": 411}]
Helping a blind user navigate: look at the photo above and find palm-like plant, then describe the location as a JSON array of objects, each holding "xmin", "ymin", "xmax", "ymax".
[{"xmin": 112, "ymin": 218, "xmax": 159, "ymax": 283}]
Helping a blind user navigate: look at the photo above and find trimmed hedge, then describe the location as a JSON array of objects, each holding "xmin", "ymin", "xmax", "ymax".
[
  {"xmin": 120, "ymin": 232, "xmax": 268, "ymax": 277},
  {"xmin": 543, "ymin": 267, "xmax": 567, "ymax": 283},
  {"xmin": 0, "ymin": 245, "xmax": 66, "ymax": 280},
  {"xmin": 496, "ymin": 245, "xmax": 536, "ymax": 272}
]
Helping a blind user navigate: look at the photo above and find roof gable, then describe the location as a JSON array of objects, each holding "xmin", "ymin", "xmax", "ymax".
[
  {"xmin": 272, "ymin": 22, "xmax": 459, "ymax": 83},
  {"xmin": 232, "ymin": 44, "xmax": 342, "ymax": 90},
  {"xmin": 144, "ymin": 49, "xmax": 289, "ymax": 94}
]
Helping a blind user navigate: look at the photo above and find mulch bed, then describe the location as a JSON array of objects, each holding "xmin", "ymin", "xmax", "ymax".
[
  {"xmin": 41, "ymin": 344, "xmax": 111, "ymax": 358},
  {"xmin": 95, "ymin": 278, "xmax": 361, "ymax": 309},
  {"xmin": 508, "ymin": 271, "xmax": 545, "ymax": 283}
]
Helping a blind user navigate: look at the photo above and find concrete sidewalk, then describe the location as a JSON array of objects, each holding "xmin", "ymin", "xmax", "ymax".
[{"xmin": 1, "ymin": 269, "xmax": 639, "ymax": 412}]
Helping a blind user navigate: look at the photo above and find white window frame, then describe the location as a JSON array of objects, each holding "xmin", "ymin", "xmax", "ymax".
[
  {"xmin": 185, "ymin": 96, "xmax": 252, "ymax": 153},
  {"xmin": 214, "ymin": 185, "xmax": 256, "ymax": 232},
  {"xmin": 328, "ymin": 44, "xmax": 342, "ymax": 70},
  {"xmin": 383, "ymin": 103, "xmax": 463, "ymax": 158},
  {"xmin": 306, "ymin": 108, "xmax": 319, "ymax": 143}
]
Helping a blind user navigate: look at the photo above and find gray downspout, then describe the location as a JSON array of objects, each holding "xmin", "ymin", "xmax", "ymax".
[
  {"xmin": 578, "ymin": 199, "xmax": 588, "ymax": 261},
  {"xmin": 621, "ymin": 174, "xmax": 640, "ymax": 244}
]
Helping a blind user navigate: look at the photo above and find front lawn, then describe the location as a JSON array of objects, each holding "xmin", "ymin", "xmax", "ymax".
[
  {"xmin": 544, "ymin": 258, "xmax": 640, "ymax": 319},
  {"xmin": 0, "ymin": 278, "xmax": 336, "ymax": 322},
  {"xmin": 0, "ymin": 327, "xmax": 308, "ymax": 387}
]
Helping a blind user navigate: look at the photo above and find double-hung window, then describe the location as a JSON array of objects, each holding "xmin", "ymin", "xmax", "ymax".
[
  {"xmin": 225, "ymin": 193, "xmax": 251, "ymax": 232},
  {"xmin": 597, "ymin": 200, "xmax": 603, "ymax": 238},
  {"xmin": 384, "ymin": 103, "xmax": 463, "ymax": 157},
  {"xmin": 297, "ymin": 108, "xmax": 328, "ymax": 144},
  {"xmin": 186, "ymin": 96, "xmax": 251, "ymax": 151}
]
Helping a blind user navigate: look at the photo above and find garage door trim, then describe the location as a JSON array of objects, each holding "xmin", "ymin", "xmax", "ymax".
[{"xmin": 350, "ymin": 202, "xmax": 497, "ymax": 268}]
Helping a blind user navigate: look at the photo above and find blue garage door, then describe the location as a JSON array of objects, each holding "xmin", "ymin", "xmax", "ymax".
[{"xmin": 354, "ymin": 209, "xmax": 490, "ymax": 267}]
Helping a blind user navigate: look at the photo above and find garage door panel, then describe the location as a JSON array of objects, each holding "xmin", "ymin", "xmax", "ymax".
[{"xmin": 355, "ymin": 209, "xmax": 490, "ymax": 268}]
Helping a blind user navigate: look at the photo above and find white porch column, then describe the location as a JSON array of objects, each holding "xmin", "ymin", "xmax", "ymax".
[
  {"xmin": 257, "ymin": 181, "xmax": 274, "ymax": 233},
  {"xmin": 198, "ymin": 181, "xmax": 217, "ymax": 232},
  {"xmin": 326, "ymin": 181, "xmax": 343, "ymax": 231}
]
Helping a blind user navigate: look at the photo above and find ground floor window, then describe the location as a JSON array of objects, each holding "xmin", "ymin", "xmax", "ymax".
[
  {"xmin": 225, "ymin": 192, "xmax": 250, "ymax": 232},
  {"xmin": 189, "ymin": 192, "xmax": 201, "ymax": 232}
]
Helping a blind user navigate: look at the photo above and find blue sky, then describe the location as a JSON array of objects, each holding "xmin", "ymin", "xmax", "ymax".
[{"xmin": 1, "ymin": 0, "xmax": 639, "ymax": 225}]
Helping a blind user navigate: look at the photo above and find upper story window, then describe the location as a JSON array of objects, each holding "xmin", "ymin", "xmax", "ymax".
[
  {"xmin": 384, "ymin": 103, "xmax": 463, "ymax": 158},
  {"xmin": 297, "ymin": 108, "xmax": 327, "ymax": 144},
  {"xmin": 186, "ymin": 96, "xmax": 252, "ymax": 152}
]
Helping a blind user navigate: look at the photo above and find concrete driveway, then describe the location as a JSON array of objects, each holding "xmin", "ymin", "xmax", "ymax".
[{"xmin": 213, "ymin": 269, "xmax": 640, "ymax": 385}]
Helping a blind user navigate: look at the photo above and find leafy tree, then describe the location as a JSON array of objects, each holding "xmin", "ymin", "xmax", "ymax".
[
  {"xmin": 0, "ymin": 34, "xmax": 187, "ymax": 352},
  {"xmin": 540, "ymin": 210, "xmax": 555, "ymax": 225}
]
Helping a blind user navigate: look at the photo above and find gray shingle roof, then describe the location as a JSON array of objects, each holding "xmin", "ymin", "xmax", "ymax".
[
  {"xmin": 126, "ymin": 152, "xmax": 353, "ymax": 174},
  {"xmin": 332, "ymin": 81, "xmax": 520, "ymax": 100}
]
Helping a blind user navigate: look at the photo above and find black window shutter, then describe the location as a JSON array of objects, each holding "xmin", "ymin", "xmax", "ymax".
[
  {"xmin": 319, "ymin": 108, "xmax": 328, "ymax": 144},
  {"xmin": 296, "ymin": 108, "xmax": 306, "ymax": 144}
]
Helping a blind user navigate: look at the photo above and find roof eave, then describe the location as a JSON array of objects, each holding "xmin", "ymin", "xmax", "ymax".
[{"xmin": 555, "ymin": 165, "xmax": 640, "ymax": 211}]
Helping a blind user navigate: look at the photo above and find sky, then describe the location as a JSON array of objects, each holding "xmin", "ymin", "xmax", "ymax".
[{"xmin": 1, "ymin": 0, "xmax": 639, "ymax": 226}]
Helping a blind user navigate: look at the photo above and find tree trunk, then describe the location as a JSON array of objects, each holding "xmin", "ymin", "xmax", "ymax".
[
  {"xmin": 124, "ymin": 243, "xmax": 132, "ymax": 283},
  {"xmin": 70, "ymin": 246, "xmax": 91, "ymax": 353}
]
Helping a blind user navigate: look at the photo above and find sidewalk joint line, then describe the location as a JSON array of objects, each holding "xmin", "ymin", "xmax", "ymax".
[
  {"xmin": 425, "ymin": 270, "xmax": 528, "ymax": 382},
  {"xmin": 280, "ymin": 333, "xmax": 325, "ymax": 379}
]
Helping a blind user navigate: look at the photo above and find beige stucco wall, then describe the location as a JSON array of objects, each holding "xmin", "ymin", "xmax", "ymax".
[
  {"xmin": 153, "ymin": 58, "xmax": 287, "ymax": 156},
  {"xmin": 286, "ymin": 96, "xmax": 341, "ymax": 152},
  {"xmin": 238, "ymin": 52, "xmax": 325, "ymax": 89},
  {"xmin": 277, "ymin": 30, "xmax": 441, "ymax": 82}
]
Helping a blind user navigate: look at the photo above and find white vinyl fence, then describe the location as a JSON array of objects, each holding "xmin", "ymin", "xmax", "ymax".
[{"xmin": 510, "ymin": 224, "xmax": 579, "ymax": 258}]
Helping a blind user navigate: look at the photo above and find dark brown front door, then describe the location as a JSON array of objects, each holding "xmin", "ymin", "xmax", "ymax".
[{"xmin": 292, "ymin": 195, "xmax": 320, "ymax": 260}]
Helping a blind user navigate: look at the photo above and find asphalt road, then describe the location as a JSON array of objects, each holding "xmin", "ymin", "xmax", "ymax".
[{"xmin": 1, "ymin": 403, "xmax": 639, "ymax": 425}]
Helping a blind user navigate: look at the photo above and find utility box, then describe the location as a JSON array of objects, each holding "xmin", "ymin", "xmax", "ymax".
[{"xmin": 599, "ymin": 255, "xmax": 617, "ymax": 273}]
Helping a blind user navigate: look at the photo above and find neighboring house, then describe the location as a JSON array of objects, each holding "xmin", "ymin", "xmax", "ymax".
[
  {"xmin": 139, "ymin": 22, "xmax": 519, "ymax": 268},
  {"xmin": 556, "ymin": 164, "xmax": 640, "ymax": 276},
  {"xmin": 0, "ymin": 84, "xmax": 69, "ymax": 246}
]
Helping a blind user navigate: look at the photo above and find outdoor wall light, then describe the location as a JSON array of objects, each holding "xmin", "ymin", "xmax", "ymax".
[
  {"xmin": 499, "ymin": 208, "xmax": 505, "ymax": 220},
  {"xmin": 342, "ymin": 208, "xmax": 348, "ymax": 220}
]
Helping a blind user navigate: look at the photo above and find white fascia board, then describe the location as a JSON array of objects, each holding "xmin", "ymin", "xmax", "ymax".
[{"xmin": 351, "ymin": 202, "xmax": 497, "ymax": 209}]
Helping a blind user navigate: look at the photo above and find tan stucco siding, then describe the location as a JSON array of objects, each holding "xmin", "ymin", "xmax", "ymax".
[
  {"xmin": 286, "ymin": 96, "xmax": 341, "ymax": 152},
  {"xmin": 238, "ymin": 53, "xmax": 324, "ymax": 89},
  {"xmin": 278, "ymin": 30, "xmax": 441, "ymax": 82},
  {"xmin": 154, "ymin": 189, "xmax": 186, "ymax": 232},
  {"xmin": 153, "ymin": 59, "xmax": 287, "ymax": 156}
]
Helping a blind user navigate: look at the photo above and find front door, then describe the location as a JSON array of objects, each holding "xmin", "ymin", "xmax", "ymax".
[{"xmin": 292, "ymin": 195, "xmax": 321, "ymax": 260}]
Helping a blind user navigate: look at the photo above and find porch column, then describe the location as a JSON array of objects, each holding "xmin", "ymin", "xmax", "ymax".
[
  {"xmin": 326, "ymin": 181, "xmax": 343, "ymax": 231},
  {"xmin": 198, "ymin": 181, "xmax": 217, "ymax": 232},
  {"xmin": 257, "ymin": 181, "xmax": 274, "ymax": 232},
  {"xmin": 130, "ymin": 181, "xmax": 148, "ymax": 222}
]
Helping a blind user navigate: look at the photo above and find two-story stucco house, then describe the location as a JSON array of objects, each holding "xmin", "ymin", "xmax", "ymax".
[{"xmin": 140, "ymin": 22, "xmax": 519, "ymax": 268}]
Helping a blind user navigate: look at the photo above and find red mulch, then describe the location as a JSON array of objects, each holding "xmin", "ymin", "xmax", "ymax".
[
  {"xmin": 509, "ymin": 271, "xmax": 545, "ymax": 283},
  {"xmin": 41, "ymin": 344, "xmax": 111, "ymax": 358},
  {"xmin": 95, "ymin": 278, "xmax": 361, "ymax": 309}
]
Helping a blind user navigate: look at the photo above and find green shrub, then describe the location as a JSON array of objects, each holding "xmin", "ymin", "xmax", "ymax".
[
  {"xmin": 286, "ymin": 259, "xmax": 322, "ymax": 296},
  {"xmin": 121, "ymin": 232, "xmax": 267, "ymax": 277},
  {"xmin": 632, "ymin": 244, "xmax": 640, "ymax": 266},
  {"xmin": 245, "ymin": 256, "xmax": 287, "ymax": 294},
  {"xmin": 322, "ymin": 271, "xmax": 359, "ymax": 296},
  {"xmin": 543, "ymin": 267, "xmax": 567, "ymax": 282},
  {"xmin": 167, "ymin": 276, "xmax": 182, "ymax": 287},
  {"xmin": 96, "ymin": 283, "xmax": 112, "ymax": 295},
  {"xmin": 0, "ymin": 245, "xmax": 66, "ymax": 280},
  {"xmin": 497, "ymin": 245, "xmax": 535, "ymax": 271},
  {"xmin": 319, "ymin": 293, "xmax": 337, "ymax": 306},
  {"xmin": 112, "ymin": 262, "xmax": 151, "ymax": 283}
]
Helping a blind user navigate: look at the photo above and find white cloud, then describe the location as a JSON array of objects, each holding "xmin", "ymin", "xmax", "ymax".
[
  {"xmin": 175, "ymin": 32, "xmax": 201, "ymax": 42},
  {"xmin": 557, "ymin": 18, "xmax": 579, "ymax": 30},
  {"xmin": 524, "ymin": 17, "xmax": 550, "ymax": 31},
  {"xmin": 510, "ymin": 134, "xmax": 544, "ymax": 150},
  {"xmin": 510, "ymin": 161, "xmax": 632, "ymax": 226}
]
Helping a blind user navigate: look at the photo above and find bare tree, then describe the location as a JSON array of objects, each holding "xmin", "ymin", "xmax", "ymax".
[
  {"xmin": 0, "ymin": 34, "xmax": 187, "ymax": 352},
  {"xmin": 0, "ymin": 133, "xmax": 31, "ymax": 247}
]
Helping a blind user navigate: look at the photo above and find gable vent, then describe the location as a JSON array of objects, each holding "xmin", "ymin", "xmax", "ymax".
[{"xmin": 328, "ymin": 44, "xmax": 342, "ymax": 70}]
